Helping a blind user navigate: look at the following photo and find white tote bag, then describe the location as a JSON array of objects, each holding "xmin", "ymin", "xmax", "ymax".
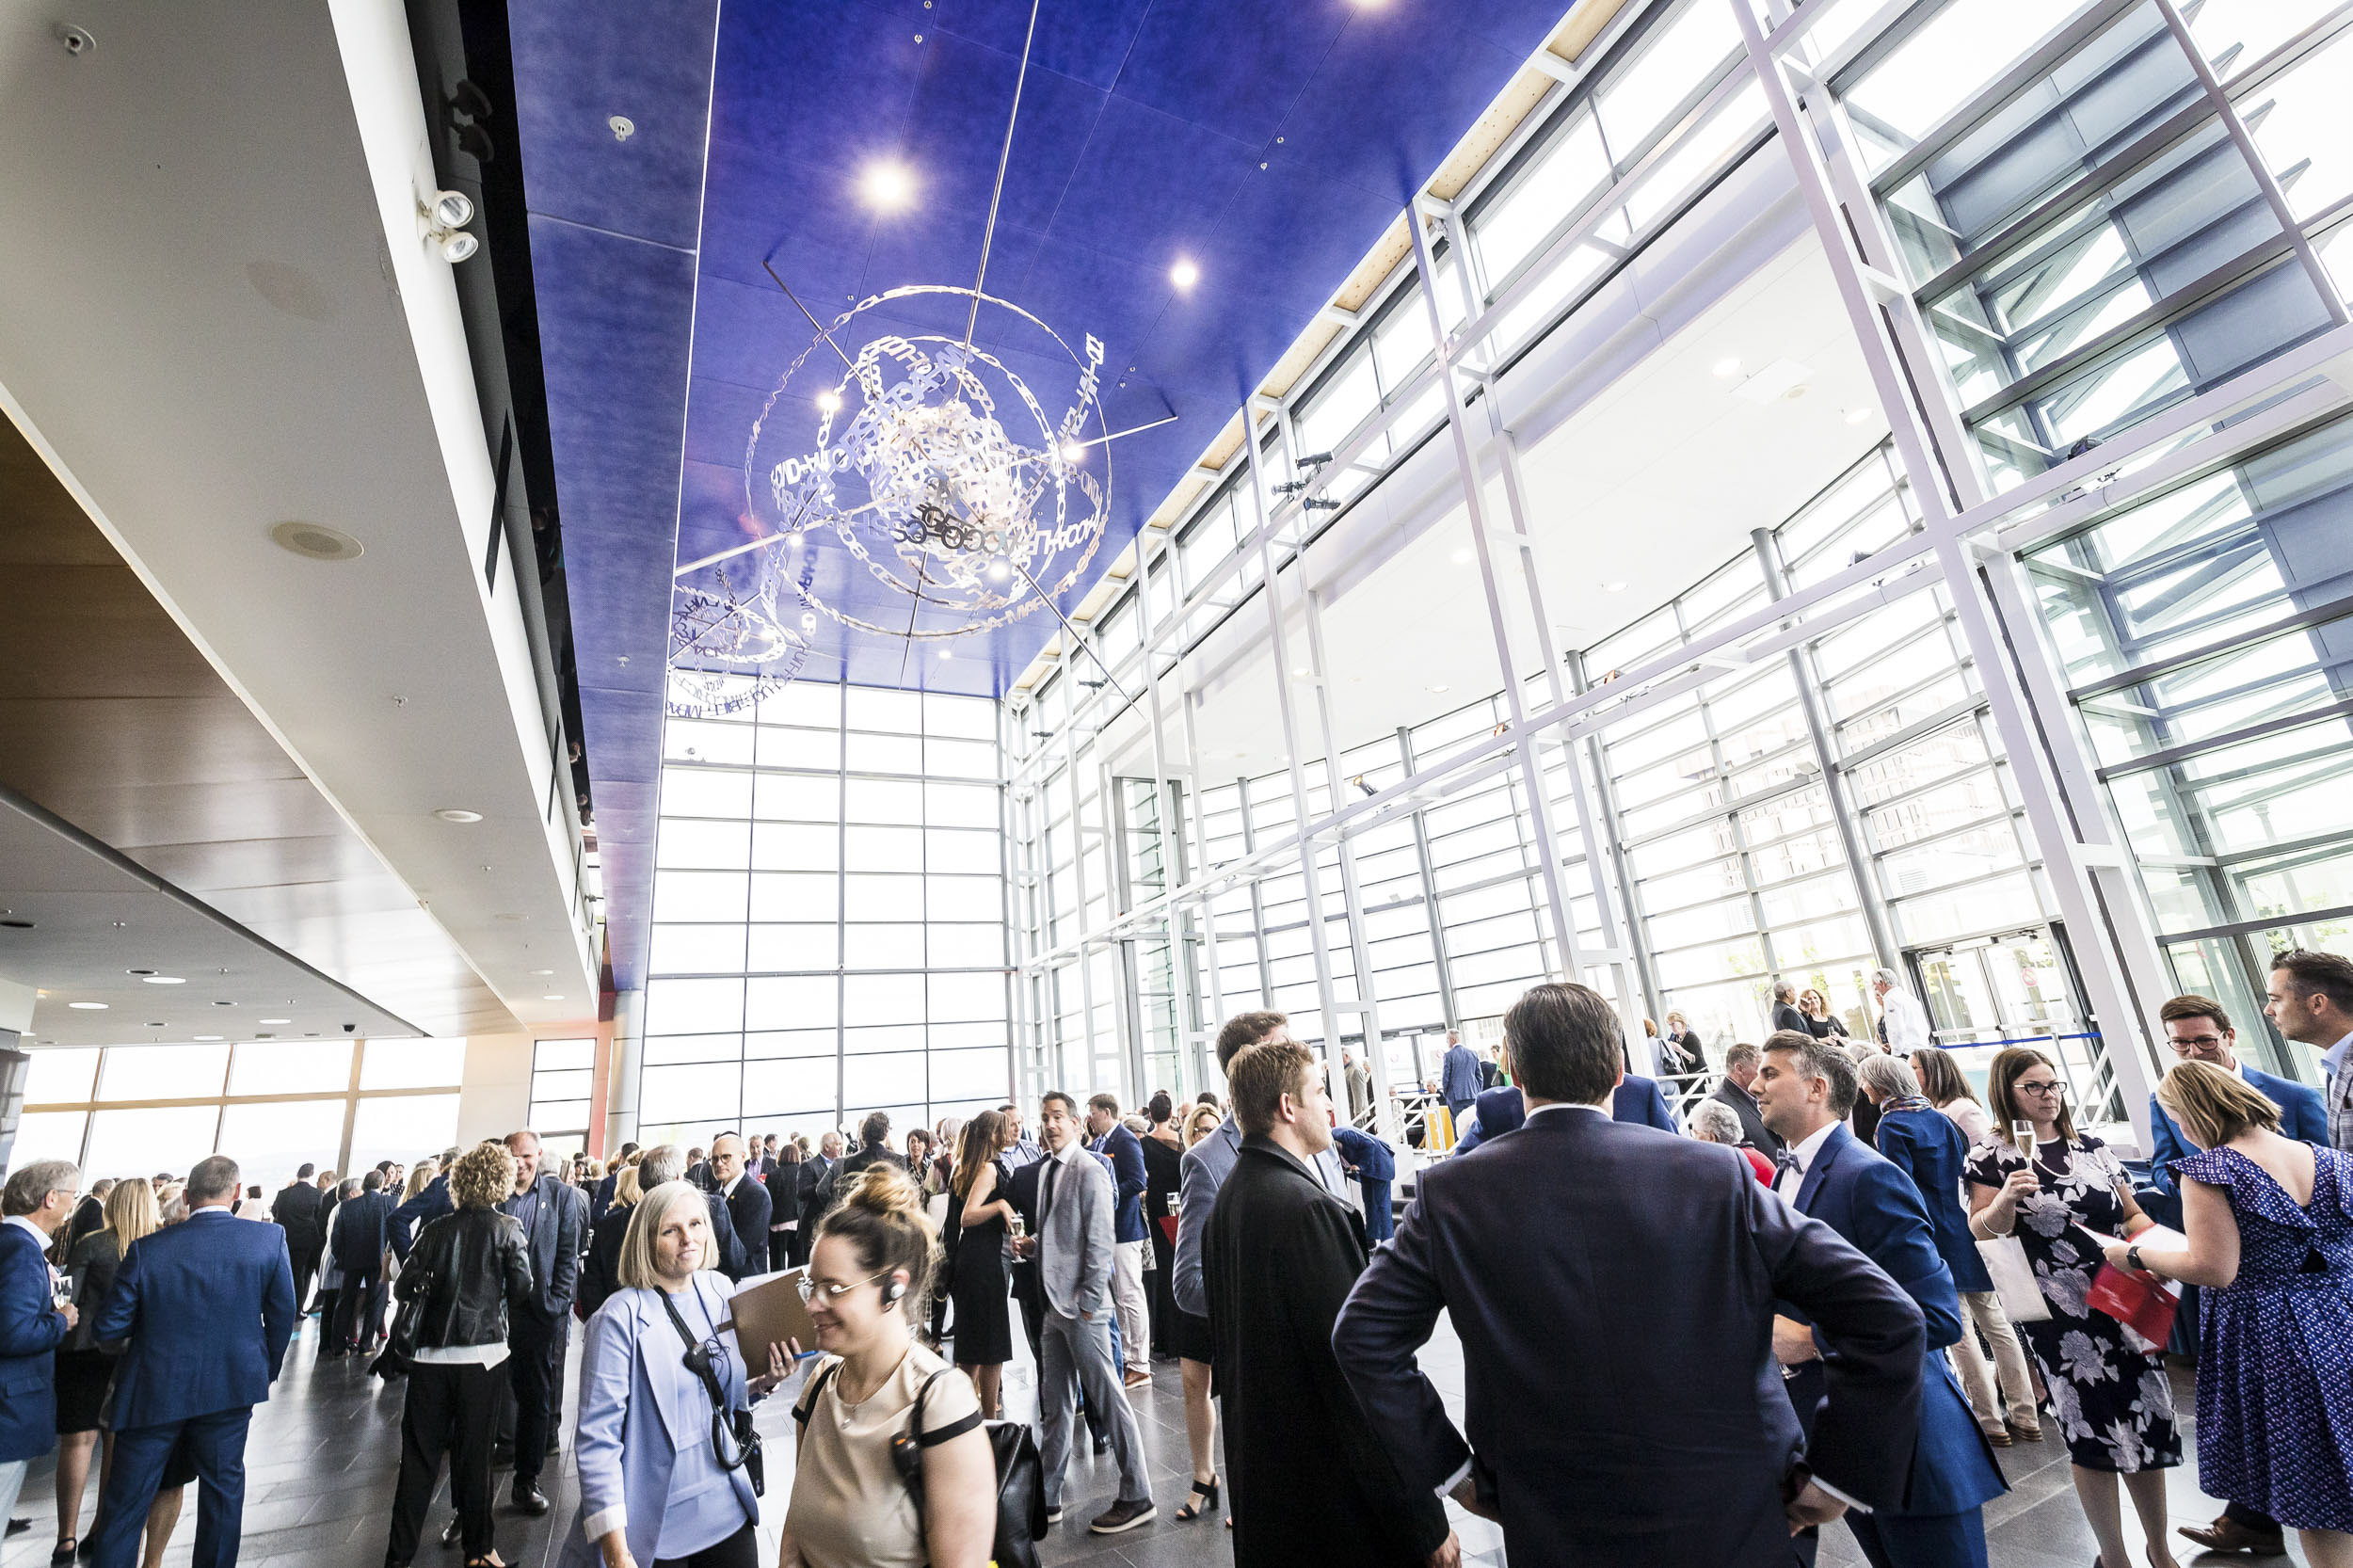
[{"xmin": 1977, "ymin": 1234, "xmax": 2050, "ymax": 1323}]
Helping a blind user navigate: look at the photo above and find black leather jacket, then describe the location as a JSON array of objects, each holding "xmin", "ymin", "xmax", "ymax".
[{"xmin": 395, "ymin": 1207, "xmax": 533, "ymax": 1350}]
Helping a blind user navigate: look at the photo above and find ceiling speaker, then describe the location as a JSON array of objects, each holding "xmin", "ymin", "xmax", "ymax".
[{"xmin": 270, "ymin": 520, "xmax": 364, "ymax": 562}]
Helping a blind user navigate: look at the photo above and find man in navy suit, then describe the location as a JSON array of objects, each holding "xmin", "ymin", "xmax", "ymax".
[
  {"xmin": 90, "ymin": 1155, "xmax": 296, "ymax": 1568},
  {"xmin": 499, "ymin": 1129, "xmax": 586, "ymax": 1515},
  {"xmin": 1452, "ymin": 1064, "xmax": 1675, "ymax": 1153},
  {"xmin": 328, "ymin": 1171, "xmax": 392, "ymax": 1354},
  {"xmin": 1085, "ymin": 1094, "xmax": 1154, "ymax": 1386},
  {"xmin": 1, "ymin": 1160, "xmax": 82, "ymax": 1528},
  {"xmin": 1755, "ymin": 1031, "xmax": 2005, "ymax": 1568},
  {"xmin": 1438, "ymin": 1029, "xmax": 1482, "ymax": 1123},
  {"xmin": 1337, "ymin": 983, "xmax": 1929, "ymax": 1567},
  {"xmin": 2142, "ymin": 994, "xmax": 2327, "ymax": 1558}
]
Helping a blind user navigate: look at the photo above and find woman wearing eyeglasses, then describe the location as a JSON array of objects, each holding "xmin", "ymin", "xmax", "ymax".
[
  {"xmin": 1967, "ymin": 1046, "xmax": 2183, "ymax": 1568},
  {"xmin": 557, "ymin": 1181, "xmax": 792, "ymax": 1568},
  {"xmin": 779, "ymin": 1164, "xmax": 995, "ymax": 1568}
]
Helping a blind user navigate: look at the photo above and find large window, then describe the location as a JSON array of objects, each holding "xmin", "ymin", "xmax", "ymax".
[
  {"xmin": 11, "ymin": 1037, "xmax": 465, "ymax": 1188},
  {"xmin": 643, "ymin": 678, "xmax": 1011, "ymax": 1145}
]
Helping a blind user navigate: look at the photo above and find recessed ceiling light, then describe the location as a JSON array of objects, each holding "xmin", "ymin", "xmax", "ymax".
[
  {"xmin": 1846, "ymin": 407, "xmax": 1872, "ymax": 424},
  {"xmin": 542, "ymin": 994, "xmax": 566, "ymax": 1001},
  {"xmin": 1428, "ymin": 683, "xmax": 1450, "ymax": 694},
  {"xmin": 1291, "ymin": 666, "xmax": 1309, "ymax": 678},
  {"xmin": 434, "ymin": 808, "xmax": 483, "ymax": 824},
  {"xmin": 816, "ymin": 390, "xmax": 841, "ymax": 414},
  {"xmin": 1061, "ymin": 440, "xmax": 1086, "ymax": 462},
  {"xmin": 68, "ymin": 1001, "xmax": 107, "ymax": 1011},
  {"xmin": 528, "ymin": 969, "xmax": 555, "ymax": 977},
  {"xmin": 260, "ymin": 1017, "xmax": 291, "ymax": 1025},
  {"xmin": 194, "ymin": 1034, "xmax": 223, "ymax": 1042},
  {"xmin": 1603, "ymin": 581, "xmax": 1628, "ymax": 593},
  {"xmin": 860, "ymin": 159, "xmax": 914, "ymax": 211},
  {"xmin": 142, "ymin": 975, "xmax": 185, "ymax": 985},
  {"xmin": 1712, "ymin": 357, "xmax": 1741, "ymax": 378},
  {"xmin": 1169, "ymin": 257, "xmax": 1200, "ymax": 290},
  {"xmin": 269, "ymin": 520, "xmax": 364, "ymax": 562},
  {"xmin": 1449, "ymin": 547, "xmax": 1473, "ymax": 565},
  {"xmin": 937, "ymin": 648, "xmax": 952, "ymax": 661}
]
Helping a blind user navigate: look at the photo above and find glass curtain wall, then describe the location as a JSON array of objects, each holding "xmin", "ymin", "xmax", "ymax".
[
  {"xmin": 644, "ymin": 679, "xmax": 1011, "ymax": 1145},
  {"xmin": 9, "ymin": 1037, "xmax": 468, "ymax": 1187}
]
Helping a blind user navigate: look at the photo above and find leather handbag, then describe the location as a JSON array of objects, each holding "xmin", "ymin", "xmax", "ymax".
[
  {"xmin": 371, "ymin": 1264, "xmax": 431, "ymax": 1379},
  {"xmin": 864, "ymin": 1365, "xmax": 1047, "ymax": 1568},
  {"xmin": 1976, "ymin": 1234, "xmax": 2049, "ymax": 1324}
]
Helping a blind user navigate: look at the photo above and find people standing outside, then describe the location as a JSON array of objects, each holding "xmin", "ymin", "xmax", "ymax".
[
  {"xmin": 1437, "ymin": 1030, "xmax": 1481, "ymax": 1125},
  {"xmin": 1755, "ymin": 1032, "xmax": 2007, "ymax": 1566},
  {"xmin": 384, "ymin": 1142, "xmax": 534, "ymax": 1568},
  {"xmin": 1856, "ymin": 1052, "xmax": 2037, "ymax": 1448},
  {"xmin": 499, "ymin": 1128, "xmax": 587, "ymax": 1516},
  {"xmin": 2104, "ymin": 1060, "xmax": 2353, "ymax": 1568},
  {"xmin": 1205, "ymin": 1041, "xmax": 1455, "ymax": 1568},
  {"xmin": 778, "ymin": 1166, "xmax": 996, "ymax": 1568},
  {"xmin": 1874, "ymin": 967, "xmax": 1933, "ymax": 1055},
  {"xmin": 1966, "ymin": 1047, "xmax": 2181, "ymax": 1568},
  {"xmin": 1015, "ymin": 1091, "xmax": 1156, "ymax": 1535},
  {"xmin": 2265, "ymin": 949, "xmax": 2353, "ymax": 1154},
  {"xmin": 1, "ymin": 1161, "xmax": 81, "ymax": 1539},
  {"xmin": 328, "ymin": 1172, "xmax": 392, "ymax": 1356},
  {"xmin": 88, "ymin": 1155, "xmax": 296, "ymax": 1568},
  {"xmin": 53, "ymin": 1178, "xmax": 162, "ymax": 1560},
  {"xmin": 943, "ymin": 1111, "xmax": 1014, "ymax": 1417},
  {"xmin": 555, "ymin": 1182, "xmax": 787, "ymax": 1568},
  {"xmin": 1084, "ymin": 1094, "xmax": 1152, "ymax": 1389},
  {"xmin": 1334, "ymin": 984, "xmax": 1929, "ymax": 1565}
]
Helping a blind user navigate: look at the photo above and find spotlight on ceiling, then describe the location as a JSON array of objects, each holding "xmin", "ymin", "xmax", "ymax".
[
  {"xmin": 434, "ymin": 808, "xmax": 483, "ymax": 824},
  {"xmin": 816, "ymin": 390, "xmax": 841, "ymax": 413},
  {"xmin": 1449, "ymin": 547, "xmax": 1474, "ymax": 565},
  {"xmin": 987, "ymin": 559, "xmax": 1010, "ymax": 581},
  {"xmin": 194, "ymin": 1034, "xmax": 224, "ymax": 1042},
  {"xmin": 860, "ymin": 159, "xmax": 915, "ymax": 211},
  {"xmin": 1169, "ymin": 257, "xmax": 1200, "ymax": 290},
  {"xmin": 542, "ymin": 993, "xmax": 566, "ymax": 1002},
  {"xmin": 1603, "ymin": 581, "xmax": 1627, "ymax": 593},
  {"xmin": 1712, "ymin": 357, "xmax": 1742, "ymax": 378},
  {"xmin": 270, "ymin": 520, "xmax": 364, "ymax": 562},
  {"xmin": 1427, "ymin": 683, "xmax": 1450, "ymax": 694},
  {"xmin": 1061, "ymin": 440, "xmax": 1086, "ymax": 463},
  {"xmin": 260, "ymin": 1017, "xmax": 291, "ymax": 1025},
  {"xmin": 937, "ymin": 648, "xmax": 952, "ymax": 661},
  {"xmin": 142, "ymin": 975, "xmax": 186, "ymax": 985},
  {"xmin": 419, "ymin": 190, "xmax": 479, "ymax": 264},
  {"xmin": 1846, "ymin": 407, "xmax": 1872, "ymax": 424},
  {"xmin": 68, "ymin": 1001, "xmax": 107, "ymax": 1010},
  {"xmin": 429, "ymin": 189, "xmax": 474, "ymax": 230}
]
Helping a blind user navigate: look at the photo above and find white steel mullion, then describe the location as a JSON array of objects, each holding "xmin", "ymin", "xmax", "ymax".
[{"xmin": 1178, "ymin": 686, "xmax": 1225, "ymax": 1091}]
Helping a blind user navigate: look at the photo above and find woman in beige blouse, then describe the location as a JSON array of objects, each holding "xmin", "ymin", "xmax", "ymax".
[{"xmin": 780, "ymin": 1165, "xmax": 995, "ymax": 1568}]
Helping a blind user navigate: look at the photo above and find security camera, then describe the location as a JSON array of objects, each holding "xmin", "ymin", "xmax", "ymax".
[{"xmin": 343, "ymin": 1023, "xmax": 357, "ymax": 1033}]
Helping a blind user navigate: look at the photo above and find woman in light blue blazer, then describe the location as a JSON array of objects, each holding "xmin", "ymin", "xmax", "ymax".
[{"xmin": 556, "ymin": 1181, "xmax": 791, "ymax": 1568}]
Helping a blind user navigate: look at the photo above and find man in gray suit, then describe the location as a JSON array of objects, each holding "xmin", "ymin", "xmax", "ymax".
[
  {"xmin": 1014, "ymin": 1091, "xmax": 1156, "ymax": 1536},
  {"xmin": 1174, "ymin": 1010, "xmax": 1353, "ymax": 1320}
]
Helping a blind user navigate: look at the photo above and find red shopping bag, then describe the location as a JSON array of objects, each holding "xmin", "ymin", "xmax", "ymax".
[
  {"xmin": 1158, "ymin": 1214, "xmax": 1179, "ymax": 1247},
  {"xmin": 2085, "ymin": 1262, "xmax": 2179, "ymax": 1345}
]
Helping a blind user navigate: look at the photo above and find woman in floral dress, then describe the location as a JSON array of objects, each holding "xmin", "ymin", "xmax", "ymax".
[{"xmin": 1967, "ymin": 1046, "xmax": 2181, "ymax": 1568}]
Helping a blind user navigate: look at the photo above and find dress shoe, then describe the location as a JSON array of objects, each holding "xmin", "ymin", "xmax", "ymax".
[
  {"xmin": 2178, "ymin": 1514, "xmax": 2286, "ymax": 1555},
  {"xmin": 440, "ymin": 1516, "xmax": 464, "ymax": 1548},
  {"xmin": 510, "ymin": 1484, "xmax": 550, "ymax": 1518},
  {"xmin": 1089, "ymin": 1497, "xmax": 1157, "ymax": 1535},
  {"xmin": 1979, "ymin": 1424, "xmax": 2013, "ymax": 1447},
  {"xmin": 2008, "ymin": 1420, "xmax": 2042, "ymax": 1444}
]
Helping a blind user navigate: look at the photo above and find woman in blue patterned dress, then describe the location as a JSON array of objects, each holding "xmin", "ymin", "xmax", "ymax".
[
  {"xmin": 2103, "ymin": 1060, "xmax": 2353, "ymax": 1567},
  {"xmin": 1967, "ymin": 1046, "xmax": 2182, "ymax": 1568}
]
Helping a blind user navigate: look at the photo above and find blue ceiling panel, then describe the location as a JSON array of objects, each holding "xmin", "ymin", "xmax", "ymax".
[{"xmin": 516, "ymin": 0, "xmax": 1577, "ymax": 987}]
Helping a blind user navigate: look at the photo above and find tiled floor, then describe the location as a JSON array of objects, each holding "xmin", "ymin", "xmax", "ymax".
[{"xmin": 0, "ymin": 1309, "xmax": 2305, "ymax": 1568}]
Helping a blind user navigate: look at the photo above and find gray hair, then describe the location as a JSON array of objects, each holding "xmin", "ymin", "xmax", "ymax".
[
  {"xmin": 185, "ymin": 1154, "xmax": 241, "ymax": 1206},
  {"xmin": 636, "ymin": 1144, "xmax": 685, "ymax": 1188},
  {"xmin": 1763, "ymin": 1029, "xmax": 1859, "ymax": 1118},
  {"xmin": 1857, "ymin": 1052, "xmax": 1918, "ymax": 1103},
  {"xmin": 1722, "ymin": 1041, "xmax": 1760, "ymax": 1071},
  {"xmin": 1689, "ymin": 1100, "xmax": 1745, "ymax": 1145},
  {"xmin": 1872, "ymin": 967, "xmax": 1901, "ymax": 987},
  {"xmin": 2, "ymin": 1160, "xmax": 81, "ymax": 1218},
  {"xmin": 340, "ymin": 1177, "xmax": 363, "ymax": 1198},
  {"xmin": 1772, "ymin": 980, "xmax": 1796, "ymax": 1003}
]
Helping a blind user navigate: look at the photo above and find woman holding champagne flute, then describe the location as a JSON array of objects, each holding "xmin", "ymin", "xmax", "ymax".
[{"xmin": 942, "ymin": 1111, "xmax": 1014, "ymax": 1416}]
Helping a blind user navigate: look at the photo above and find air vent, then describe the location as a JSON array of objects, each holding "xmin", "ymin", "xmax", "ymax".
[{"xmin": 270, "ymin": 520, "xmax": 364, "ymax": 562}]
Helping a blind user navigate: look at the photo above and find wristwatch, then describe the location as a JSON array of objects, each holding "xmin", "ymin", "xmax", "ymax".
[{"xmin": 2125, "ymin": 1244, "xmax": 2145, "ymax": 1272}]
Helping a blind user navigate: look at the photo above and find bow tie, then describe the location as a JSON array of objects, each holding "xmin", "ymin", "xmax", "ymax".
[{"xmin": 1773, "ymin": 1147, "xmax": 1801, "ymax": 1177}]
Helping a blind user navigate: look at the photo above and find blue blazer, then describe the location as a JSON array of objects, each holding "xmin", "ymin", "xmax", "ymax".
[
  {"xmin": 2146, "ymin": 1066, "xmax": 2329, "ymax": 1194},
  {"xmin": 1092, "ymin": 1122, "xmax": 1149, "ymax": 1244},
  {"xmin": 555, "ymin": 1274, "xmax": 758, "ymax": 1568},
  {"xmin": 331, "ymin": 1189, "xmax": 392, "ymax": 1273},
  {"xmin": 387, "ymin": 1174, "xmax": 453, "ymax": 1261},
  {"xmin": 0, "ymin": 1224, "xmax": 71, "ymax": 1462},
  {"xmin": 1874, "ymin": 1107, "xmax": 1994, "ymax": 1294},
  {"xmin": 1440, "ymin": 1046, "xmax": 1484, "ymax": 1106},
  {"xmin": 95, "ymin": 1208, "xmax": 296, "ymax": 1430},
  {"xmin": 1783, "ymin": 1125, "xmax": 2005, "ymax": 1519},
  {"xmin": 1454, "ymin": 1075, "xmax": 1675, "ymax": 1153}
]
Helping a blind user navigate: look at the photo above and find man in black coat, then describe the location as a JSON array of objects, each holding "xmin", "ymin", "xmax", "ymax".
[
  {"xmin": 790, "ymin": 1133, "xmax": 841, "ymax": 1268},
  {"xmin": 808, "ymin": 1113, "xmax": 904, "ymax": 1226},
  {"xmin": 1208, "ymin": 1041, "xmax": 1453, "ymax": 1568},
  {"xmin": 326, "ymin": 1172, "xmax": 392, "ymax": 1355},
  {"xmin": 270, "ymin": 1166, "xmax": 327, "ymax": 1313},
  {"xmin": 1335, "ymin": 982, "xmax": 1928, "ymax": 1568},
  {"xmin": 497, "ymin": 1131, "xmax": 587, "ymax": 1515},
  {"xmin": 763, "ymin": 1152, "xmax": 801, "ymax": 1273},
  {"xmin": 706, "ymin": 1132, "xmax": 771, "ymax": 1281},
  {"xmin": 1710, "ymin": 1041, "xmax": 1785, "ymax": 1158}
]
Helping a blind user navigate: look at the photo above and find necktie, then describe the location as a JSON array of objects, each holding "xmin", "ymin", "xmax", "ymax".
[{"xmin": 1040, "ymin": 1157, "xmax": 1061, "ymax": 1231}]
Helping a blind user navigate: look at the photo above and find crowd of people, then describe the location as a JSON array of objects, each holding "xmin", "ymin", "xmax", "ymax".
[{"xmin": 4, "ymin": 950, "xmax": 2352, "ymax": 1568}]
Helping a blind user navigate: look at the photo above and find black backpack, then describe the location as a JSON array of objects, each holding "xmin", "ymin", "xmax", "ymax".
[{"xmin": 803, "ymin": 1360, "xmax": 1046, "ymax": 1568}]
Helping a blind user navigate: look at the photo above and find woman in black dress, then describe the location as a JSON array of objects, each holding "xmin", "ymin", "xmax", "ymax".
[
  {"xmin": 1140, "ymin": 1092, "xmax": 1184, "ymax": 1358},
  {"xmin": 53, "ymin": 1180, "xmax": 160, "ymax": 1560},
  {"xmin": 944, "ymin": 1110, "xmax": 1014, "ymax": 1416}
]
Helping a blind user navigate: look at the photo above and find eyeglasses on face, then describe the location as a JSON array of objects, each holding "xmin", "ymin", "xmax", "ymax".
[
  {"xmin": 2014, "ymin": 1079, "xmax": 2067, "ymax": 1098},
  {"xmin": 2169, "ymin": 1033, "xmax": 2226, "ymax": 1051},
  {"xmin": 795, "ymin": 1268, "xmax": 892, "ymax": 1304}
]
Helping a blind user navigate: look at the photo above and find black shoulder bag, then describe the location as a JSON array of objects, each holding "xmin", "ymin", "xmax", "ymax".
[
  {"xmin": 874, "ymin": 1366, "xmax": 1046, "ymax": 1568},
  {"xmin": 660, "ymin": 1288, "xmax": 764, "ymax": 1496}
]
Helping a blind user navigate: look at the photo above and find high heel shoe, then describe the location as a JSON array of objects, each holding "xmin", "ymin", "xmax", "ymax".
[{"xmin": 1174, "ymin": 1478, "xmax": 1220, "ymax": 1522}]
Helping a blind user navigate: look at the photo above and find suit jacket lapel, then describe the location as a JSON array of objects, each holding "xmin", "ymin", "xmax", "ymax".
[{"xmin": 1794, "ymin": 1124, "xmax": 1851, "ymax": 1215}]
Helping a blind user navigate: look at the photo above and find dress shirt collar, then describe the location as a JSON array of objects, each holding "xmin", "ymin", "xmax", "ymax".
[
  {"xmin": 1048, "ymin": 1138, "xmax": 1083, "ymax": 1166},
  {"xmin": 185, "ymin": 1203, "xmax": 236, "ymax": 1218},
  {"xmin": 1775, "ymin": 1120, "xmax": 1839, "ymax": 1199},
  {"xmin": 1524, "ymin": 1099, "xmax": 1609, "ymax": 1121},
  {"xmin": 4, "ymin": 1214, "xmax": 52, "ymax": 1247},
  {"xmin": 2322, "ymin": 1031, "xmax": 2353, "ymax": 1079},
  {"xmin": 718, "ymin": 1173, "xmax": 742, "ymax": 1197}
]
